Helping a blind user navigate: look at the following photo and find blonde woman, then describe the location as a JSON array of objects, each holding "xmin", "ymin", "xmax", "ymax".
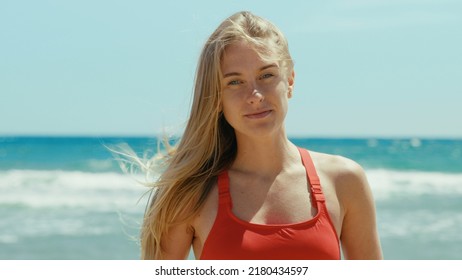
[{"xmin": 142, "ymin": 11, "xmax": 382, "ymax": 260}]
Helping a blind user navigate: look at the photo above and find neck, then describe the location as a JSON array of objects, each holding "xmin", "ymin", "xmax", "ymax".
[{"xmin": 231, "ymin": 131, "xmax": 300, "ymax": 177}]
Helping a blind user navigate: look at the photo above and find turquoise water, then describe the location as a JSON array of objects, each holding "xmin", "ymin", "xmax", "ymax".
[{"xmin": 1, "ymin": 137, "xmax": 461, "ymax": 259}]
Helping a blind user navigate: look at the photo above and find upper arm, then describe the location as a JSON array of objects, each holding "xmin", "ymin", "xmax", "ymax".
[
  {"xmin": 337, "ymin": 159, "xmax": 383, "ymax": 259},
  {"xmin": 159, "ymin": 222, "xmax": 194, "ymax": 260}
]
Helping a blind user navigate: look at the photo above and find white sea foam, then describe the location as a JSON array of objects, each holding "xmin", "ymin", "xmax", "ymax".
[
  {"xmin": 365, "ymin": 169, "xmax": 462, "ymax": 200},
  {"xmin": 366, "ymin": 170, "xmax": 462, "ymax": 244},
  {"xmin": 0, "ymin": 170, "xmax": 153, "ymax": 211}
]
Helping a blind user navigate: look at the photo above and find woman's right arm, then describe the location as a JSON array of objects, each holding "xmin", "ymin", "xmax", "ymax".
[{"xmin": 156, "ymin": 222, "xmax": 194, "ymax": 259}]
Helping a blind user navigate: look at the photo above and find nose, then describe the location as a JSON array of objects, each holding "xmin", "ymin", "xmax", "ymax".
[{"xmin": 247, "ymin": 86, "xmax": 264, "ymax": 105}]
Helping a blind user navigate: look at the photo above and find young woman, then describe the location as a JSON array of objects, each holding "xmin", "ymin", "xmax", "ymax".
[{"xmin": 142, "ymin": 11, "xmax": 382, "ymax": 260}]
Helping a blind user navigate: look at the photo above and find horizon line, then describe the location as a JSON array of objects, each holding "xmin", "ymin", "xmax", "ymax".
[{"xmin": 1, "ymin": 134, "xmax": 462, "ymax": 140}]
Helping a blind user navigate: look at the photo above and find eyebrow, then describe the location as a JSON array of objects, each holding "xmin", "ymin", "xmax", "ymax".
[{"xmin": 222, "ymin": 63, "xmax": 279, "ymax": 78}]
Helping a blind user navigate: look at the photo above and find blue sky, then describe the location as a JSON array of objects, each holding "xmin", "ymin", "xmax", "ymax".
[{"xmin": 1, "ymin": 0, "xmax": 461, "ymax": 137}]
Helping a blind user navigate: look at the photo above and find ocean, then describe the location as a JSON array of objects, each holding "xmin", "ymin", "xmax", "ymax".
[{"xmin": 1, "ymin": 136, "xmax": 461, "ymax": 260}]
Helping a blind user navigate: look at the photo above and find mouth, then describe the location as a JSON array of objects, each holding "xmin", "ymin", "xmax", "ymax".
[{"xmin": 244, "ymin": 110, "xmax": 272, "ymax": 119}]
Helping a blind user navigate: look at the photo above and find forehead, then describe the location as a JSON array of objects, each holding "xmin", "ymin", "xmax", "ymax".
[{"xmin": 221, "ymin": 41, "xmax": 278, "ymax": 71}]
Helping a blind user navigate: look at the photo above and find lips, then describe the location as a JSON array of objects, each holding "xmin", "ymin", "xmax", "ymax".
[{"xmin": 244, "ymin": 110, "xmax": 272, "ymax": 119}]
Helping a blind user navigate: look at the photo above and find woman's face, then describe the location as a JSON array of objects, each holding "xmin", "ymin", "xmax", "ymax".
[{"xmin": 220, "ymin": 41, "xmax": 294, "ymax": 140}]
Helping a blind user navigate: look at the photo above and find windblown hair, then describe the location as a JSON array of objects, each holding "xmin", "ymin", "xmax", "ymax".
[{"xmin": 141, "ymin": 11, "xmax": 294, "ymax": 259}]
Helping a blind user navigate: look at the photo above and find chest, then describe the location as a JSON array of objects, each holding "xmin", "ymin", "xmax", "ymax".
[{"xmin": 228, "ymin": 170, "xmax": 318, "ymax": 225}]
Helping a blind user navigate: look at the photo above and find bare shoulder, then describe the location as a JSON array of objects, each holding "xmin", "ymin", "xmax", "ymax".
[
  {"xmin": 309, "ymin": 151, "xmax": 372, "ymax": 210},
  {"xmin": 310, "ymin": 151, "xmax": 368, "ymax": 190}
]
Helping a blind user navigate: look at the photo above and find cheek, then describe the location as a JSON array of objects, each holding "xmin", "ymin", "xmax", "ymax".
[
  {"xmin": 221, "ymin": 90, "xmax": 243, "ymax": 110},
  {"xmin": 276, "ymin": 83, "xmax": 290, "ymax": 114},
  {"xmin": 220, "ymin": 95, "xmax": 237, "ymax": 123}
]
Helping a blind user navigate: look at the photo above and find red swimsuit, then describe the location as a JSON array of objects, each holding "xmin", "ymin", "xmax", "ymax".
[{"xmin": 200, "ymin": 148, "xmax": 340, "ymax": 260}]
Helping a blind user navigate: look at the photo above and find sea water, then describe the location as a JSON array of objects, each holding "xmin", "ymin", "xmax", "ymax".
[{"xmin": 0, "ymin": 137, "xmax": 461, "ymax": 259}]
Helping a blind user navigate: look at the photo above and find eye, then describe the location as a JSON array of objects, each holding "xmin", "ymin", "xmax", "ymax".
[
  {"xmin": 227, "ymin": 80, "xmax": 241, "ymax": 86},
  {"xmin": 260, "ymin": 73, "xmax": 274, "ymax": 80}
]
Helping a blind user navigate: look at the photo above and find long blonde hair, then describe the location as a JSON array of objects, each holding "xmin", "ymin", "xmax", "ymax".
[{"xmin": 141, "ymin": 11, "xmax": 294, "ymax": 259}]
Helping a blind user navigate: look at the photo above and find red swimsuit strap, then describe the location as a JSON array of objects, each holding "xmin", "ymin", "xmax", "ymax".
[{"xmin": 297, "ymin": 147, "xmax": 326, "ymax": 203}]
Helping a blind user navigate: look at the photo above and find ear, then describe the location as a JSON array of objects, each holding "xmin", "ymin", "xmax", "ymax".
[{"xmin": 288, "ymin": 70, "xmax": 295, "ymax": 98}]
